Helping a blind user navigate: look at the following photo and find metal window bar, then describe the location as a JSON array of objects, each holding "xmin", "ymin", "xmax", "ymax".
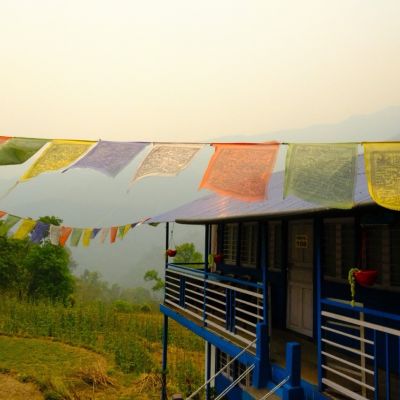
[
  {"xmin": 214, "ymin": 364, "xmax": 255, "ymax": 400},
  {"xmin": 185, "ymin": 338, "xmax": 257, "ymax": 400},
  {"xmin": 257, "ymin": 376, "xmax": 290, "ymax": 400}
]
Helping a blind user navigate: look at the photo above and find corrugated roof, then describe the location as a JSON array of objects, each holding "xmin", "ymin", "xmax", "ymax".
[{"xmin": 148, "ymin": 156, "xmax": 374, "ymax": 224}]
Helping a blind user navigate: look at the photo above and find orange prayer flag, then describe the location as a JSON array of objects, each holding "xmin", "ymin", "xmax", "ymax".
[
  {"xmin": 59, "ymin": 227, "xmax": 72, "ymax": 247},
  {"xmin": 199, "ymin": 142, "xmax": 280, "ymax": 201},
  {"xmin": 0, "ymin": 211, "xmax": 7, "ymax": 218},
  {"xmin": 110, "ymin": 227, "xmax": 118, "ymax": 243},
  {"xmin": 0, "ymin": 136, "xmax": 11, "ymax": 144}
]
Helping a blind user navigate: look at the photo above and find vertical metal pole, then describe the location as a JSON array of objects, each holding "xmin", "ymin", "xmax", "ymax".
[
  {"xmin": 314, "ymin": 217, "xmax": 323, "ymax": 392},
  {"xmin": 161, "ymin": 222, "xmax": 169, "ymax": 400},
  {"xmin": 206, "ymin": 341, "xmax": 211, "ymax": 400},
  {"xmin": 161, "ymin": 314, "xmax": 169, "ymax": 400},
  {"xmin": 203, "ymin": 224, "xmax": 209, "ymax": 325}
]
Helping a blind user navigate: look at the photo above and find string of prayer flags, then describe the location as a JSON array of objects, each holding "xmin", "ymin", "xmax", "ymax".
[
  {"xmin": 30, "ymin": 222, "xmax": 49, "ymax": 243},
  {"xmin": 132, "ymin": 143, "xmax": 203, "ymax": 181},
  {"xmin": 70, "ymin": 228, "xmax": 83, "ymax": 247},
  {"xmin": 364, "ymin": 142, "xmax": 400, "ymax": 211},
  {"xmin": 82, "ymin": 228, "xmax": 93, "ymax": 247},
  {"xmin": 284, "ymin": 143, "xmax": 358, "ymax": 209},
  {"xmin": 0, "ymin": 215, "xmax": 21, "ymax": 236},
  {"xmin": 110, "ymin": 227, "xmax": 118, "ymax": 243},
  {"xmin": 13, "ymin": 219, "xmax": 36, "ymax": 240},
  {"xmin": 199, "ymin": 142, "xmax": 280, "ymax": 201},
  {"xmin": 20, "ymin": 140, "xmax": 94, "ymax": 181},
  {"xmin": 0, "ymin": 137, "xmax": 49, "ymax": 165},
  {"xmin": 64, "ymin": 141, "xmax": 149, "ymax": 177},
  {"xmin": 59, "ymin": 227, "xmax": 72, "ymax": 247}
]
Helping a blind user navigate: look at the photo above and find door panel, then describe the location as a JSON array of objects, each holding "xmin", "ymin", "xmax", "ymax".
[{"xmin": 287, "ymin": 220, "xmax": 314, "ymax": 337}]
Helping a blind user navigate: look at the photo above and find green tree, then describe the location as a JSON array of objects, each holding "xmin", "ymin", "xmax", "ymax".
[
  {"xmin": 173, "ymin": 242, "xmax": 203, "ymax": 266},
  {"xmin": 144, "ymin": 269, "xmax": 165, "ymax": 291},
  {"xmin": 0, "ymin": 216, "xmax": 75, "ymax": 302},
  {"xmin": 24, "ymin": 241, "xmax": 74, "ymax": 302}
]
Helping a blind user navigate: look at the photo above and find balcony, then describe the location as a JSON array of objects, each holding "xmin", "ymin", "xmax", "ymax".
[{"xmin": 163, "ymin": 263, "xmax": 264, "ymax": 353}]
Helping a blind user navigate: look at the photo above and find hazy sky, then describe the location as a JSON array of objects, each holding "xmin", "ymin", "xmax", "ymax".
[{"xmin": 1, "ymin": 0, "xmax": 400, "ymax": 142}]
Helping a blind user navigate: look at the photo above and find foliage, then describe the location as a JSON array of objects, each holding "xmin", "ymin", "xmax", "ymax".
[
  {"xmin": 0, "ymin": 295, "xmax": 204, "ymax": 398},
  {"xmin": 144, "ymin": 269, "xmax": 165, "ymax": 291},
  {"xmin": 0, "ymin": 216, "xmax": 75, "ymax": 302},
  {"xmin": 173, "ymin": 243, "xmax": 203, "ymax": 266},
  {"xmin": 25, "ymin": 241, "xmax": 74, "ymax": 302}
]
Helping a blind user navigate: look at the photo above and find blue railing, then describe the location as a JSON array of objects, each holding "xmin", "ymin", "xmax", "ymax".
[
  {"xmin": 320, "ymin": 298, "xmax": 400, "ymax": 400},
  {"xmin": 164, "ymin": 263, "xmax": 264, "ymax": 351}
]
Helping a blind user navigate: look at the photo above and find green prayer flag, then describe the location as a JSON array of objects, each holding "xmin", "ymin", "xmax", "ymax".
[
  {"xmin": 284, "ymin": 143, "xmax": 358, "ymax": 209},
  {"xmin": 0, "ymin": 137, "xmax": 49, "ymax": 165},
  {"xmin": 0, "ymin": 215, "xmax": 21, "ymax": 236},
  {"xmin": 70, "ymin": 228, "xmax": 83, "ymax": 247}
]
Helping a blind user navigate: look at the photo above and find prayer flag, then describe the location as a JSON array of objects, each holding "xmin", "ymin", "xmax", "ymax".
[
  {"xmin": 99, "ymin": 228, "xmax": 109, "ymax": 244},
  {"xmin": 70, "ymin": 228, "xmax": 83, "ymax": 247},
  {"xmin": 0, "ymin": 211, "xmax": 7, "ymax": 218},
  {"xmin": 284, "ymin": 143, "xmax": 358, "ymax": 209},
  {"xmin": 0, "ymin": 137, "xmax": 11, "ymax": 145},
  {"xmin": 199, "ymin": 142, "xmax": 279, "ymax": 201},
  {"xmin": 49, "ymin": 225, "xmax": 61, "ymax": 245},
  {"xmin": 65, "ymin": 141, "xmax": 148, "ymax": 177},
  {"xmin": 123, "ymin": 223, "xmax": 131, "ymax": 237},
  {"xmin": 110, "ymin": 227, "xmax": 118, "ymax": 243},
  {"xmin": 91, "ymin": 228, "xmax": 101, "ymax": 239},
  {"xmin": 59, "ymin": 227, "xmax": 72, "ymax": 247},
  {"xmin": 30, "ymin": 221, "xmax": 49, "ymax": 243},
  {"xmin": 0, "ymin": 215, "xmax": 20, "ymax": 236},
  {"xmin": 0, "ymin": 137, "xmax": 48, "ymax": 165},
  {"xmin": 20, "ymin": 140, "xmax": 94, "ymax": 181},
  {"xmin": 13, "ymin": 219, "xmax": 36, "ymax": 239},
  {"xmin": 364, "ymin": 142, "xmax": 400, "ymax": 210},
  {"xmin": 133, "ymin": 143, "xmax": 203, "ymax": 181},
  {"xmin": 82, "ymin": 228, "xmax": 93, "ymax": 247}
]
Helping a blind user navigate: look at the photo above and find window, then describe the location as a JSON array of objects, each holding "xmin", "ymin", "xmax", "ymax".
[
  {"xmin": 268, "ymin": 221, "xmax": 282, "ymax": 271},
  {"xmin": 240, "ymin": 223, "xmax": 258, "ymax": 267},
  {"xmin": 222, "ymin": 222, "xmax": 258, "ymax": 268},
  {"xmin": 361, "ymin": 223, "xmax": 400, "ymax": 287},
  {"xmin": 323, "ymin": 218, "xmax": 355, "ymax": 279},
  {"xmin": 223, "ymin": 223, "xmax": 238, "ymax": 265}
]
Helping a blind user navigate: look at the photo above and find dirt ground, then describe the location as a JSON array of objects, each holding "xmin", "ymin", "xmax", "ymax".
[{"xmin": 0, "ymin": 374, "xmax": 43, "ymax": 400}]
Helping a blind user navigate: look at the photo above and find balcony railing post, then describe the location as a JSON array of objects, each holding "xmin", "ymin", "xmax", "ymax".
[
  {"xmin": 252, "ymin": 322, "xmax": 269, "ymax": 388},
  {"xmin": 282, "ymin": 342, "xmax": 304, "ymax": 400}
]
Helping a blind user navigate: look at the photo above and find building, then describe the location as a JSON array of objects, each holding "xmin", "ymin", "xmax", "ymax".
[{"xmin": 149, "ymin": 158, "xmax": 400, "ymax": 400}]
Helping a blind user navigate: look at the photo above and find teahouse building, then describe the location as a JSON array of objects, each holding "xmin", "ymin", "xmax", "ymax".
[{"xmin": 150, "ymin": 157, "xmax": 400, "ymax": 400}]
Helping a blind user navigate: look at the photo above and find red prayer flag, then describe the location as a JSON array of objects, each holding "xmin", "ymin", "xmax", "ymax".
[
  {"xmin": 0, "ymin": 211, "xmax": 7, "ymax": 218},
  {"xmin": 59, "ymin": 227, "xmax": 72, "ymax": 247},
  {"xmin": 199, "ymin": 142, "xmax": 280, "ymax": 201}
]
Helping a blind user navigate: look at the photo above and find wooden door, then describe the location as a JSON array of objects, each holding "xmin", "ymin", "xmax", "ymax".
[{"xmin": 286, "ymin": 220, "xmax": 314, "ymax": 337}]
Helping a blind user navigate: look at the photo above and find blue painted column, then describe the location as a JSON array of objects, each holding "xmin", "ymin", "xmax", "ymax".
[
  {"xmin": 283, "ymin": 342, "xmax": 304, "ymax": 400},
  {"xmin": 253, "ymin": 223, "xmax": 270, "ymax": 388}
]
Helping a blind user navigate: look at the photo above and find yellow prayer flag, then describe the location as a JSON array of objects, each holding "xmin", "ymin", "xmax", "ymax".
[
  {"xmin": 364, "ymin": 142, "xmax": 400, "ymax": 211},
  {"xmin": 82, "ymin": 228, "xmax": 93, "ymax": 247},
  {"xmin": 123, "ymin": 224, "xmax": 131, "ymax": 236},
  {"xmin": 20, "ymin": 140, "xmax": 94, "ymax": 181},
  {"xmin": 13, "ymin": 219, "xmax": 36, "ymax": 239}
]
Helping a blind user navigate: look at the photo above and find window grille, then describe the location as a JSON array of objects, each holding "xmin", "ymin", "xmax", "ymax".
[
  {"xmin": 223, "ymin": 223, "xmax": 238, "ymax": 265},
  {"xmin": 240, "ymin": 222, "xmax": 258, "ymax": 267}
]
